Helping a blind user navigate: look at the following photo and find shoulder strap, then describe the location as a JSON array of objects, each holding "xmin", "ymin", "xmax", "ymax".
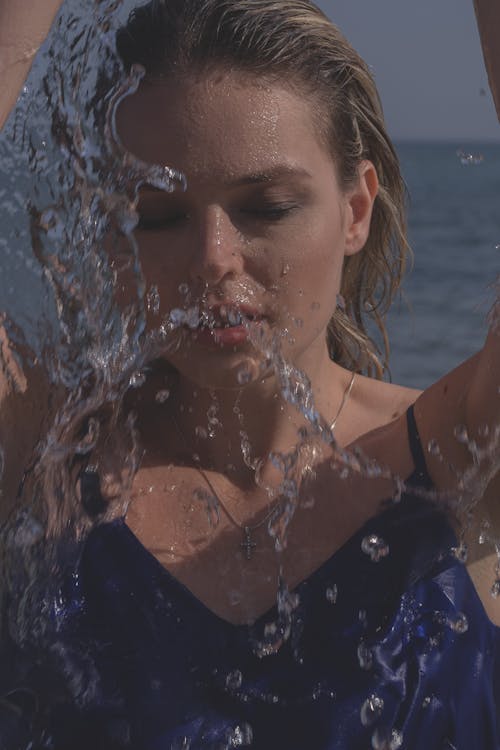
[{"xmin": 405, "ymin": 404, "xmax": 433, "ymax": 489}]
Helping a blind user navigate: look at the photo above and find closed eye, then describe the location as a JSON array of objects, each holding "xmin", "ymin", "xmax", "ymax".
[
  {"xmin": 239, "ymin": 203, "xmax": 298, "ymax": 220},
  {"xmin": 136, "ymin": 212, "xmax": 188, "ymax": 231}
]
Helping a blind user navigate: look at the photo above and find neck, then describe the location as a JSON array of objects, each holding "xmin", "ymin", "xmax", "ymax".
[{"xmin": 170, "ymin": 345, "xmax": 352, "ymax": 481}]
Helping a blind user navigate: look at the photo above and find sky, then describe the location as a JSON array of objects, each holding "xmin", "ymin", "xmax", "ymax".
[{"xmin": 316, "ymin": 0, "xmax": 500, "ymax": 141}]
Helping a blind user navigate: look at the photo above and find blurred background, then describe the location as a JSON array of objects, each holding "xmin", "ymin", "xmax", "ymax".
[{"xmin": 318, "ymin": 0, "xmax": 500, "ymax": 388}]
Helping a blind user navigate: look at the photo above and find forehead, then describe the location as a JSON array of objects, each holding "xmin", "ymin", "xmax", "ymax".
[{"xmin": 115, "ymin": 70, "xmax": 334, "ymax": 181}]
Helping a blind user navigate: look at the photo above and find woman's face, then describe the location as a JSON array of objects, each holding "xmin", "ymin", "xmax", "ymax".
[{"xmin": 116, "ymin": 70, "xmax": 375, "ymax": 390}]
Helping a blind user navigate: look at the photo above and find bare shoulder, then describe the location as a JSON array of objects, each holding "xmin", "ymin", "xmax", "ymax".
[
  {"xmin": 332, "ymin": 373, "xmax": 422, "ymax": 479},
  {"xmin": 353, "ymin": 373, "xmax": 421, "ymax": 432}
]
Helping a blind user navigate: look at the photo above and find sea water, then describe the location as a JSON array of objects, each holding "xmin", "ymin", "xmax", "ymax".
[{"xmin": 387, "ymin": 140, "xmax": 500, "ymax": 389}]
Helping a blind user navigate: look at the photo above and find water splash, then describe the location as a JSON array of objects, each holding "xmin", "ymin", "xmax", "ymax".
[
  {"xmin": 360, "ymin": 694, "xmax": 384, "ymax": 727},
  {"xmin": 0, "ymin": 0, "xmax": 498, "ymax": 732},
  {"xmin": 361, "ymin": 535, "xmax": 390, "ymax": 563},
  {"xmin": 456, "ymin": 149, "xmax": 484, "ymax": 166}
]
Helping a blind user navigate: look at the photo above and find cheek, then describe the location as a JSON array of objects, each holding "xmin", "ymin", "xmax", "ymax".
[
  {"xmin": 273, "ymin": 218, "xmax": 345, "ymax": 311},
  {"xmin": 137, "ymin": 236, "xmax": 187, "ymax": 307}
]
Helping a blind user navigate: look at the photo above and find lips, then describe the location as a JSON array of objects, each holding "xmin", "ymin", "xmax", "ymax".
[
  {"xmin": 191, "ymin": 303, "xmax": 263, "ymax": 347},
  {"xmin": 195, "ymin": 303, "xmax": 262, "ymax": 330}
]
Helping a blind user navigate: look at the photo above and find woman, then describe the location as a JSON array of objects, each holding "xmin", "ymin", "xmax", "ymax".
[{"xmin": 0, "ymin": 1, "xmax": 499, "ymax": 748}]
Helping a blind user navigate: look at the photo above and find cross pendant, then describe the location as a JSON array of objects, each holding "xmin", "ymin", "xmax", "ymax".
[{"xmin": 241, "ymin": 526, "xmax": 257, "ymax": 560}]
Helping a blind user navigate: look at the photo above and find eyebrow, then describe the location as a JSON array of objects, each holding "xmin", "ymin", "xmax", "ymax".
[
  {"xmin": 227, "ymin": 165, "xmax": 314, "ymax": 187},
  {"xmin": 138, "ymin": 165, "xmax": 313, "ymax": 193}
]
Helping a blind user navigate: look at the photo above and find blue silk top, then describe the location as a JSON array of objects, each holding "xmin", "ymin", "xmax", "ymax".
[{"xmin": 2, "ymin": 407, "xmax": 499, "ymax": 749}]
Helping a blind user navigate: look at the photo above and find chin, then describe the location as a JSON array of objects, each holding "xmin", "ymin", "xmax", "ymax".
[{"xmin": 165, "ymin": 348, "xmax": 271, "ymax": 392}]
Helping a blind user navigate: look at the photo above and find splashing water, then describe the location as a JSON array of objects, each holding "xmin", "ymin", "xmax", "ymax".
[
  {"xmin": 0, "ymin": 0, "xmax": 186, "ymax": 698},
  {"xmin": 0, "ymin": 0, "xmax": 498, "ymax": 731}
]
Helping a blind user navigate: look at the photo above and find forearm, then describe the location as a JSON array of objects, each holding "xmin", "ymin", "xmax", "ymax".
[
  {"xmin": 0, "ymin": 0, "xmax": 64, "ymax": 130},
  {"xmin": 474, "ymin": 0, "xmax": 500, "ymax": 121},
  {"xmin": 465, "ymin": 298, "xmax": 500, "ymax": 429}
]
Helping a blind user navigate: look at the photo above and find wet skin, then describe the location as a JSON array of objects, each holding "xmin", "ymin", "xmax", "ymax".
[
  {"xmin": 113, "ymin": 70, "xmax": 433, "ymax": 624},
  {"xmin": 116, "ymin": 70, "xmax": 377, "ymax": 397}
]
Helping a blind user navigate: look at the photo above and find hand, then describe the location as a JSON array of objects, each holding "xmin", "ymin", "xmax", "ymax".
[{"xmin": 0, "ymin": 0, "xmax": 65, "ymax": 130}]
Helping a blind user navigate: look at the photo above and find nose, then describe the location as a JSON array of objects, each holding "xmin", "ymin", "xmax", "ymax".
[{"xmin": 189, "ymin": 206, "xmax": 244, "ymax": 286}]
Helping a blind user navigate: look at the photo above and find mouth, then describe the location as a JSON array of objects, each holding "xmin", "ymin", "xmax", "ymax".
[
  {"xmin": 191, "ymin": 303, "xmax": 264, "ymax": 348},
  {"xmin": 196, "ymin": 304, "xmax": 262, "ymax": 330}
]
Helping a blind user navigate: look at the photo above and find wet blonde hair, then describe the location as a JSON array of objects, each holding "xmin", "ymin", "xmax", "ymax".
[{"xmin": 117, "ymin": 0, "xmax": 410, "ymax": 378}]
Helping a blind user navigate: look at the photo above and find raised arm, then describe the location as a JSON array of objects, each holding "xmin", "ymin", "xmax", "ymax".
[
  {"xmin": 0, "ymin": 0, "xmax": 64, "ymax": 130},
  {"xmin": 413, "ymin": 0, "xmax": 500, "ymax": 619},
  {"xmin": 474, "ymin": 0, "xmax": 500, "ymax": 121}
]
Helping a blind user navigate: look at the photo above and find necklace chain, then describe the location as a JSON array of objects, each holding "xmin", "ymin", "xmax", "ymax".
[
  {"xmin": 330, "ymin": 371, "xmax": 356, "ymax": 431},
  {"xmin": 172, "ymin": 371, "xmax": 356, "ymax": 560}
]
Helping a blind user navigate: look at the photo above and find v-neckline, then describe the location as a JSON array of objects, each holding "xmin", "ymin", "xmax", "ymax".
[{"xmin": 110, "ymin": 471, "xmax": 431, "ymax": 630}]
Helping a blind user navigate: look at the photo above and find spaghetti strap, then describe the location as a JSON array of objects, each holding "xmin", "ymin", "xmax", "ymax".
[{"xmin": 406, "ymin": 404, "xmax": 433, "ymax": 489}]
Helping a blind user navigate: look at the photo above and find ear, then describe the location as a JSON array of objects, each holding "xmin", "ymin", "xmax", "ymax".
[{"xmin": 343, "ymin": 160, "xmax": 379, "ymax": 257}]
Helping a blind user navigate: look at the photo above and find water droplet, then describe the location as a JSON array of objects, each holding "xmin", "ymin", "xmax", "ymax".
[
  {"xmin": 227, "ymin": 723, "xmax": 253, "ymax": 747},
  {"xmin": 171, "ymin": 737, "xmax": 191, "ymax": 750},
  {"xmin": 451, "ymin": 543, "xmax": 468, "ymax": 563},
  {"xmin": 427, "ymin": 439, "xmax": 441, "ymax": 457},
  {"xmin": 448, "ymin": 612, "xmax": 468, "ymax": 634},
  {"xmin": 155, "ymin": 389, "xmax": 170, "ymax": 404},
  {"xmin": 491, "ymin": 580, "xmax": 500, "ymax": 599},
  {"xmin": 453, "ymin": 424, "xmax": 469, "ymax": 444},
  {"xmin": 195, "ymin": 426, "xmax": 208, "ymax": 439},
  {"xmin": 129, "ymin": 370, "xmax": 146, "ymax": 388},
  {"xmin": 146, "ymin": 284, "xmax": 160, "ymax": 315},
  {"xmin": 225, "ymin": 669, "xmax": 243, "ymax": 691},
  {"xmin": 293, "ymin": 317, "xmax": 303, "ymax": 328},
  {"xmin": 169, "ymin": 308, "xmax": 186, "ymax": 328},
  {"xmin": 178, "ymin": 282, "xmax": 190, "ymax": 295},
  {"xmin": 325, "ymin": 585, "xmax": 338, "ymax": 604},
  {"xmin": 281, "ymin": 263, "xmax": 290, "ymax": 277},
  {"xmin": 229, "ymin": 590, "xmax": 243, "ymax": 606},
  {"xmin": 237, "ymin": 368, "xmax": 252, "ymax": 384},
  {"xmin": 478, "ymin": 424, "xmax": 490, "ymax": 438},
  {"xmin": 227, "ymin": 308, "xmax": 243, "ymax": 326},
  {"xmin": 371, "ymin": 728, "xmax": 403, "ymax": 749},
  {"xmin": 357, "ymin": 640, "xmax": 373, "ymax": 670},
  {"xmin": 456, "ymin": 149, "xmax": 484, "ymax": 165},
  {"xmin": 360, "ymin": 694, "xmax": 384, "ymax": 726},
  {"xmin": 193, "ymin": 487, "xmax": 219, "ymax": 528},
  {"xmin": 185, "ymin": 306, "xmax": 200, "ymax": 329},
  {"xmin": 422, "ymin": 696, "xmax": 432, "ymax": 708},
  {"xmin": 479, "ymin": 520, "xmax": 491, "ymax": 545},
  {"xmin": 10, "ymin": 513, "xmax": 44, "ymax": 548},
  {"xmin": 361, "ymin": 534, "xmax": 390, "ymax": 562}
]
